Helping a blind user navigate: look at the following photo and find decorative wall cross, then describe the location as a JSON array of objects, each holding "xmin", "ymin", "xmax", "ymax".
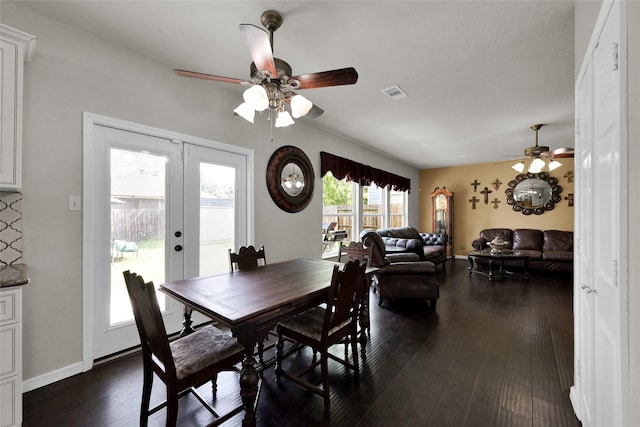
[
  {"xmin": 470, "ymin": 179, "xmax": 481, "ymax": 192},
  {"xmin": 491, "ymin": 198, "xmax": 501, "ymax": 209},
  {"xmin": 565, "ymin": 193, "xmax": 574, "ymax": 207},
  {"xmin": 491, "ymin": 178, "xmax": 503, "ymax": 190},
  {"xmin": 480, "ymin": 186, "xmax": 492, "ymax": 204},
  {"xmin": 564, "ymin": 171, "xmax": 574, "ymax": 183},
  {"xmin": 469, "ymin": 196, "xmax": 479, "ymax": 209}
]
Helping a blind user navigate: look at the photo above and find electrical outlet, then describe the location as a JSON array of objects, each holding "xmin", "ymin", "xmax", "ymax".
[{"xmin": 69, "ymin": 195, "xmax": 81, "ymax": 211}]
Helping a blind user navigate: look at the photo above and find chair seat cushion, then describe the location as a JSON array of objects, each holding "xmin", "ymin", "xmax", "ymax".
[
  {"xmin": 278, "ymin": 306, "xmax": 349, "ymax": 341},
  {"xmin": 170, "ymin": 325, "xmax": 244, "ymax": 380}
]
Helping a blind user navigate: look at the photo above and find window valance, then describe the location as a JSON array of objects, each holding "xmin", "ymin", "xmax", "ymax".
[{"xmin": 320, "ymin": 152, "xmax": 411, "ymax": 192}]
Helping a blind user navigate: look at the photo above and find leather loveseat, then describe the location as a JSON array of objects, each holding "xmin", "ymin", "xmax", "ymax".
[
  {"xmin": 374, "ymin": 226, "xmax": 448, "ymax": 267},
  {"xmin": 361, "ymin": 230, "xmax": 439, "ymax": 309},
  {"xmin": 471, "ymin": 228, "xmax": 573, "ymax": 273}
]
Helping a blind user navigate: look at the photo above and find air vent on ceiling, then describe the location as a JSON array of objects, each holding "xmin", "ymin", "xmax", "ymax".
[{"xmin": 382, "ymin": 85, "xmax": 408, "ymax": 100}]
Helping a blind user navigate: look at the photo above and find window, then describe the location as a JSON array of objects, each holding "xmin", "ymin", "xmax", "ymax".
[{"xmin": 322, "ymin": 173, "xmax": 407, "ymax": 257}]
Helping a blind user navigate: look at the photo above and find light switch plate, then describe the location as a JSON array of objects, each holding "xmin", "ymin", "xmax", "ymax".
[{"xmin": 69, "ymin": 195, "xmax": 81, "ymax": 211}]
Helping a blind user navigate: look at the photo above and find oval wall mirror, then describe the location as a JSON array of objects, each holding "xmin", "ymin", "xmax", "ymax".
[
  {"xmin": 266, "ymin": 145, "xmax": 314, "ymax": 213},
  {"xmin": 505, "ymin": 172, "xmax": 562, "ymax": 215}
]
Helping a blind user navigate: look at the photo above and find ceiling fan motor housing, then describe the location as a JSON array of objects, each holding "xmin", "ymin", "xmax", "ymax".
[
  {"xmin": 250, "ymin": 58, "xmax": 293, "ymax": 83},
  {"xmin": 524, "ymin": 145, "xmax": 550, "ymax": 157}
]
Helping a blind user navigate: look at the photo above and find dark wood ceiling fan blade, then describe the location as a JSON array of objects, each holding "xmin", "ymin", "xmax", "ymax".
[
  {"xmin": 174, "ymin": 69, "xmax": 247, "ymax": 85},
  {"xmin": 291, "ymin": 67, "xmax": 358, "ymax": 89},
  {"xmin": 239, "ymin": 24, "xmax": 277, "ymax": 78}
]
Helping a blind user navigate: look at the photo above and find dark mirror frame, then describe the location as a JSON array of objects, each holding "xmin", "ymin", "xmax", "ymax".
[
  {"xmin": 505, "ymin": 172, "xmax": 563, "ymax": 215},
  {"xmin": 266, "ymin": 145, "xmax": 314, "ymax": 213}
]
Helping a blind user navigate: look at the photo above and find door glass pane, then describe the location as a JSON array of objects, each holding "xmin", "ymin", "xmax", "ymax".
[
  {"xmin": 110, "ymin": 148, "xmax": 167, "ymax": 325},
  {"xmin": 199, "ymin": 162, "xmax": 235, "ymax": 276}
]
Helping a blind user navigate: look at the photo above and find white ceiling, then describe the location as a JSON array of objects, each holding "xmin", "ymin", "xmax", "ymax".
[{"xmin": 13, "ymin": 0, "xmax": 576, "ymax": 170}]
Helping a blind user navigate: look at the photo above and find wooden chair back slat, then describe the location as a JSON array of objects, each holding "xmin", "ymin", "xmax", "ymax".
[{"xmin": 229, "ymin": 245, "xmax": 267, "ymax": 271}]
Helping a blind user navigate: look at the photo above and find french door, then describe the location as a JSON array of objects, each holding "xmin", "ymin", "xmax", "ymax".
[{"xmin": 84, "ymin": 116, "xmax": 250, "ymax": 361}]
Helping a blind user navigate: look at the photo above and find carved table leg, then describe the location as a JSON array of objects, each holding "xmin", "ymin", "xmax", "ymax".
[
  {"xmin": 239, "ymin": 355, "xmax": 259, "ymax": 427},
  {"xmin": 179, "ymin": 306, "xmax": 195, "ymax": 337}
]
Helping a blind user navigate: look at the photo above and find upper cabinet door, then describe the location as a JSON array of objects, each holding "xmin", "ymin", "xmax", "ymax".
[{"xmin": 0, "ymin": 25, "xmax": 36, "ymax": 192}]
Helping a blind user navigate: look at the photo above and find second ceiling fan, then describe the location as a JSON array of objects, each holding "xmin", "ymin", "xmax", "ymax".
[
  {"xmin": 174, "ymin": 10, "xmax": 358, "ymax": 126},
  {"xmin": 511, "ymin": 124, "xmax": 575, "ymax": 173}
]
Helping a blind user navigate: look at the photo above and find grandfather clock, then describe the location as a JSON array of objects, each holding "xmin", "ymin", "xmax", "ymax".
[{"xmin": 431, "ymin": 187, "xmax": 454, "ymax": 259}]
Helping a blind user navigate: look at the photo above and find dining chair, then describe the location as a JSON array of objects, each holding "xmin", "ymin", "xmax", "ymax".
[
  {"xmin": 228, "ymin": 244, "xmax": 266, "ymax": 271},
  {"xmin": 338, "ymin": 241, "xmax": 373, "ymax": 358},
  {"xmin": 123, "ymin": 270, "xmax": 245, "ymax": 427},
  {"xmin": 274, "ymin": 259, "xmax": 367, "ymax": 415}
]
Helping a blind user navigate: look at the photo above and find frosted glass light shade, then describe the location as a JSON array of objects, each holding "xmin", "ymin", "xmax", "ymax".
[
  {"xmin": 275, "ymin": 110, "xmax": 295, "ymax": 127},
  {"xmin": 243, "ymin": 85, "xmax": 269, "ymax": 111},
  {"xmin": 548, "ymin": 160, "xmax": 562, "ymax": 171},
  {"xmin": 290, "ymin": 95, "xmax": 313, "ymax": 118},
  {"xmin": 233, "ymin": 102, "xmax": 255, "ymax": 123},
  {"xmin": 528, "ymin": 157, "xmax": 545, "ymax": 173},
  {"xmin": 512, "ymin": 162, "xmax": 525, "ymax": 173}
]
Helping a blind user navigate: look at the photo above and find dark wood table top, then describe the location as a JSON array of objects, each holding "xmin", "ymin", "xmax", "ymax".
[{"xmin": 160, "ymin": 258, "xmax": 341, "ymax": 328}]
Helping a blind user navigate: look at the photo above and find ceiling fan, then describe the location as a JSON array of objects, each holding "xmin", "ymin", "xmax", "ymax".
[
  {"xmin": 510, "ymin": 124, "xmax": 574, "ymax": 173},
  {"xmin": 173, "ymin": 10, "xmax": 358, "ymax": 126}
]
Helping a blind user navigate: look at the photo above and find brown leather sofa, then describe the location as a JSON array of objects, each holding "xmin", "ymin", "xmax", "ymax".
[
  {"xmin": 471, "ymin": 228, "xmax": 573, "ymax": 273},
  {"xmin": 373, "ymin": 226, "xmax": 448, "ymax": 267},
  {"xmin": 360, "ymin": 230, "xmax": 439, "ymax": 309}
]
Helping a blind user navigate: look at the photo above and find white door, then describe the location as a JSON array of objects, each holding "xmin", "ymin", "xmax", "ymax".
[
  {"xmin": 575, "ymin": 54, "xmax": 595, "ymax": 426},
  {"xmin": 87, "ymin": 121, "xmax": 250, "ymax": 360},
  {"xmin": 592, "ymin": 2, "xmax": 626, "ymax": 425},
  {"xmin": 572, "ymin": 1, "xmax": 627, "ymax": 425}
]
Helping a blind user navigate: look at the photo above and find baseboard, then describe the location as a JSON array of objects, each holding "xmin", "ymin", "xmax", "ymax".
[{"xmin": 22, "ymin": 361, "xmax": 84, "ymax": 393}]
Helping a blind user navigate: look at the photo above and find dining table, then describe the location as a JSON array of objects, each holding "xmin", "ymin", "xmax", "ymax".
[{"xmin": 159, "ymin": 257, "xmax": 373, "ymax": 426}]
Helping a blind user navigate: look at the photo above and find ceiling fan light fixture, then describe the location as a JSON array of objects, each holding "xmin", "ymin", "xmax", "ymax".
[
  {"xmin": 529, "ymin": 157, "xmax": 545, "ymax": 173},
  {"xmin": 233, "ymin": 102, "xmax": 255, "ymax": 123},
  {"xmin": 243, "ymin": 85, "xmax": 269, "ymax": 111},
  {"xmin": 290, "ymin": 94, "xmax": 313, "ymax": 118},
  {"xmin": 548, "ymin": 160, "xmax": 562, "ymax": 171},
  {"xmin": 512, "ymin": 161, "xmax": 525, "ymax": 173},
  {"xmin": 275, "ymin": 110, "xmax": 294, "ymax": 127}
]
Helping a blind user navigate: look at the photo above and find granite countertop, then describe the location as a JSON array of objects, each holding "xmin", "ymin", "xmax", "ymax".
[{"xmin": 0, "ymin": 264, "xmax": 30, "ymax": 288}]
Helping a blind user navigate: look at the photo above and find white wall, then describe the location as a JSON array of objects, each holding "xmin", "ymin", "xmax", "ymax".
[{"xmin": 1, "ymin": 3, "xmax": 420, "ymax": 381}]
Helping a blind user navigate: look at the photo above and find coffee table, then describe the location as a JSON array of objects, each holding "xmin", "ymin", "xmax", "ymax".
[{"xmin": 467, "ymin": 251, "xmax": 530, "ymax": 281}]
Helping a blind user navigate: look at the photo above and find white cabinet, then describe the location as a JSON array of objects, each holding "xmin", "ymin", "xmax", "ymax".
[
  {"xmin": 0, "ymin": 24, "xmax": 36, "ymax": 192},
  {"xmin": 0, "ymin": 287, "xmax": 22, "ymax": 426}
]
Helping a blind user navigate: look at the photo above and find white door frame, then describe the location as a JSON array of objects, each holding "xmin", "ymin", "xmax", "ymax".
[{"xmin": 81, "ymin": 112, "xmax": 254, "ymax": 371}]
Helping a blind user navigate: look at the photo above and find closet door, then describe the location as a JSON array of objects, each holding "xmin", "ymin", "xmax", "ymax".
[
  {"xmin": 591, "ymin": 2, "xmax": 626, "ymax": 425},
  {"xmin": 574, "ymin": 55, "xmax": 595, "ymax": 426},
  {"xmin": 572, "ymin": 2, "xmax": 627, "ymax": 426}
]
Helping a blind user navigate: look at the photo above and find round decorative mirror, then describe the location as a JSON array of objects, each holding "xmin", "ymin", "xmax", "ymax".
[
  {"xmin": 505, "ymin": 172, "xmax": 562, "ymax": 215},
  {"xmin": 266, "ymin": 145, "xmax": 314, "ymax": 213}
]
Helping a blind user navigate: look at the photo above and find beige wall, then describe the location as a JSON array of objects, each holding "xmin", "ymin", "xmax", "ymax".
[{"xmin": 419, "ymin": 161, "xmax": 574, "ymax": 257}]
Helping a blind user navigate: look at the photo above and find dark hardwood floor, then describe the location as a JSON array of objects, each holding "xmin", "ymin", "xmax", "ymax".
[{"xmin": 24, "ymin": 260, "xmax": 580, "ymax": 426}]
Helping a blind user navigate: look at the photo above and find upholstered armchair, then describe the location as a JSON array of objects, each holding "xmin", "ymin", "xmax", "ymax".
[{"xmin": 360, "ymin": 231, "xmax": 439, "ymax": 309}]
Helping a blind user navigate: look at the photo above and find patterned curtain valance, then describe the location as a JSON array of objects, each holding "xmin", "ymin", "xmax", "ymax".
[{"xmin": 320, "ymin": 152, "xmax": 411, "ymax": 192}]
